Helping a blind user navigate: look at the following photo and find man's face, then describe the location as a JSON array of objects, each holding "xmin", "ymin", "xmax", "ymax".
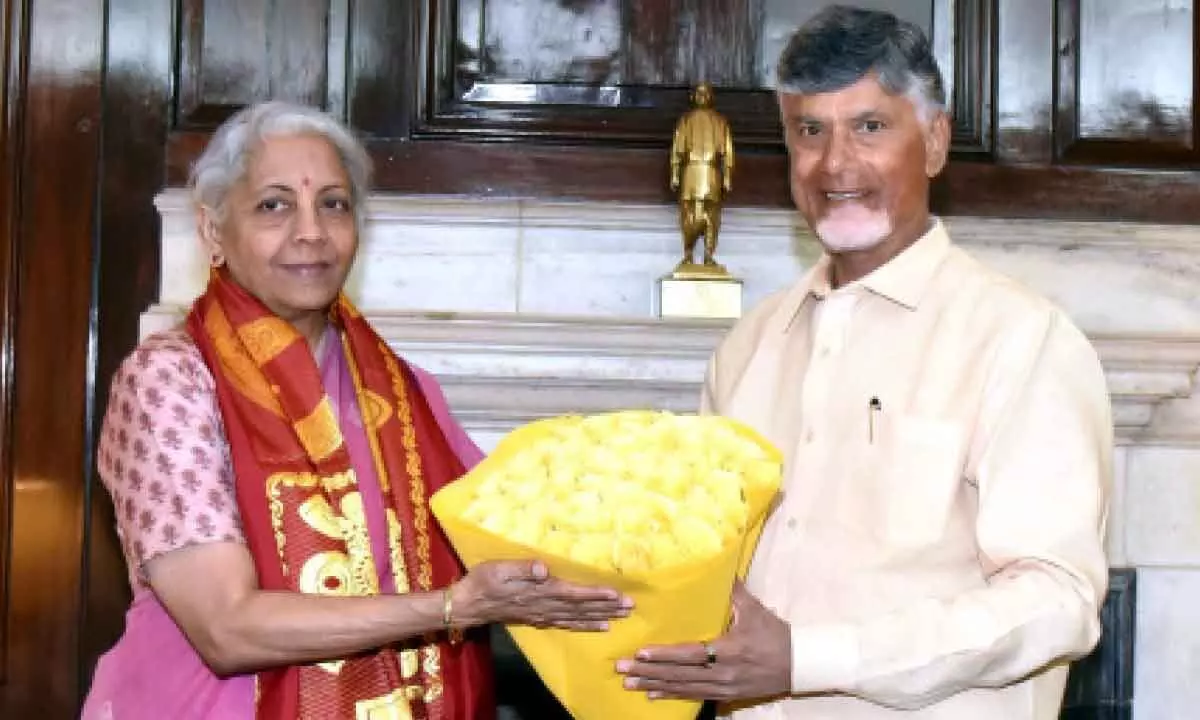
[{"xmin": 779, "ymin": 75, "xmax": 949, "ymax": 254}]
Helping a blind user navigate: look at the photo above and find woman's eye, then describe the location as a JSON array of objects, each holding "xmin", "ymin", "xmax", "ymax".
[
  {"xmin": 323, "ymin": 197, "xmax": 352, "ymax": 212},
  {"xmin": 256, "ymin": 197, "xmax": 289, "ymax": 212}
]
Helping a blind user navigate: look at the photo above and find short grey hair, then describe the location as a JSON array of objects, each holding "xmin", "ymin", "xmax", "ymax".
[
  {"xmin": 776, "ymin": 5, "xmax": 946, "ymax": 120},
  {"xmin": 189, "ymin": 101, "xmax": 372, "ymax": 231}
]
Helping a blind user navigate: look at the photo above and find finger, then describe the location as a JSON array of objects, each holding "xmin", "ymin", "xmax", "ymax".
[
  {"xmin": 645, "ymin": 686, "xmax": 725, "ymax": 702},
  {"xmin": 541, "ymin": 606, "xmax": 630, "ymax": 622},
  {"xmin": 630, "ymin": 642, "xmax": 710, "ymax": 665},
  {"xmin": 528, "ymin": 559, "xmax": 548, "ymax": 581},
  {"xmin": 731, "ymin": 580, "xmax": 750, "ymax": 603},
  {"xmin": 549, "ymin": 600, "xmax": 633, "ymax": 614},
  {"xmin": 541, "ymin": 579, "xmax": 625, "ymax": 603},
  {"xmin": 491, "ymin": 560, "xmax": 541, "ymax": 583},
  {"xmin": 539, "ymin": 600, "xmax": 629, "ymax": 617},
  {"xmin": 546, "ymin": 619, "xmax": 611, "ymax": 632},
  {"xmin": 617, "ymin": 661, "xmax": 713, "ymax": 683},
  {"xmin": 730, "ymin": 583, "xmax": 765, "ymax": 626},
  {"xmin": 625, "ymin": 677, "xmax": 726, "ymax": 701}
]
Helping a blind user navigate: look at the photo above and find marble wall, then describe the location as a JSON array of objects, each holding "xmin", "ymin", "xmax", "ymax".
[{"xmin": 148, "ymin": 190, "xmax": 1200, "ymax": 720}]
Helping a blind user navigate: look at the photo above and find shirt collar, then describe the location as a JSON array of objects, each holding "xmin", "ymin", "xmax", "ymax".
[{"xmin": 785, "ymin": 218, "xmax": 952, "ymax": 329}]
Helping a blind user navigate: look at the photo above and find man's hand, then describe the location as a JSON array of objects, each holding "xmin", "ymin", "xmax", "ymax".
[{"xmin": 616, "ymin": 583, "xmax": 791, "ymax": 703}]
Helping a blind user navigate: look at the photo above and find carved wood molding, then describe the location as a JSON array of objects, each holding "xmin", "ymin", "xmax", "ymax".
[{"xmin": 161, "ymin": 134, "xmax": 1200, "ymax": 224}]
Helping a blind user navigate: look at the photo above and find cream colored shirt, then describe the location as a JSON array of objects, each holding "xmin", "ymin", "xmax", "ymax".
[{"xmin": 703, "ymin": 220, "xmax": 1112, "ymax": 720}]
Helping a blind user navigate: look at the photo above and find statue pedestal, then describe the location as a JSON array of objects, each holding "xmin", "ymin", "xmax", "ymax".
[{"xmin": 657, "ymin": 274, "xmax": 743, "ymax": 319}]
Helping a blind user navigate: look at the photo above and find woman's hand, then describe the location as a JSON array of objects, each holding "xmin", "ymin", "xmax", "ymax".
[{"xmin": 453, "ymin": 559, "xmax": 633, "ymax": 631}]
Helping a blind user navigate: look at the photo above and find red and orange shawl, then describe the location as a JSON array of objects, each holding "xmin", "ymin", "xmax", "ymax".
[{"xmin": 186, "ymin": 269, "xmax": 492, "ymax": 719}]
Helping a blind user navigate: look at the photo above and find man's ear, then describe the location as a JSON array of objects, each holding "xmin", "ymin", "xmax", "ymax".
[{"xmin": 924, "ymin": 110, "xmax": 951, "ymax": 178}]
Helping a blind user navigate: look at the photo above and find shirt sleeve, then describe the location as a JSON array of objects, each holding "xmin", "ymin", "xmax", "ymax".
[
  {"xmin": 96, "ymin": 336, "xmax": 245, "ymax": 579},
  {"xmin": 788, "ymin": 310, "xmax": 1112, "ymax": 709},
  {"xmin": 410, "ymin": 364, "xmax": 485, "ymax": 470}
]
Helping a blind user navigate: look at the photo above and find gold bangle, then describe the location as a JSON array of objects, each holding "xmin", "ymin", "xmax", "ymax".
[{"xmin": 443, "ymin": 586, "xmax": 463, "ymax": 645}]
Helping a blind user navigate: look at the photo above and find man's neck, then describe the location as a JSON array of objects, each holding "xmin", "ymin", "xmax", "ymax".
[{"xmin": 828, "ymin": 213, "xmax": 933, "ymax": 288}]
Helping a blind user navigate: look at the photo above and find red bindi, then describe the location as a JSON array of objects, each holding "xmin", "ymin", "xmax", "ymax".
[{"xmin": 301, "ymin": 176, "xmax": 311, "ymax": 188}]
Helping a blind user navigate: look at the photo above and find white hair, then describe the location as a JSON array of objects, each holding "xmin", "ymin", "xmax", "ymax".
[{"xmin": 189, "ymin": 101, "xmax": 372, "ymax": 232}]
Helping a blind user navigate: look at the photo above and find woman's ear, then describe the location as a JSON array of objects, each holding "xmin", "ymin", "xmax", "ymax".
[{"xmin": 197, "ymin": 205, "xmax": 225, "ymax": 267}]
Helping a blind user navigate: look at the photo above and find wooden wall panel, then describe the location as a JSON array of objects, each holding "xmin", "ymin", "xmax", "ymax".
[
  {"xmin": 77, "ymin": 0, "xmax": 179, "ymax": 687},
  {"xmin": 348, "ymin": 0, "xmax": 414, "ymax": 136},
  {"xmin": 176, "ymin": 0, "xmax": 336, "ymax": 128},
  {"xmin": 995, "ymin": 0, "xmax": 1053, "ymax": 162},
  {"xmin": 0, "ymin": 0, "xmax": 104, "ymax": 715},
  {"xmin": 0, "ymin": 0, "xmax": 24, "ymax": 683},
  {"xmin": 1055, "ymin": 0, "xmax": 1199, "ymax": 165}
]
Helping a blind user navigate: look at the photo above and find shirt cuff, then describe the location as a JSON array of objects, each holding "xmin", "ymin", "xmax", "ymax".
[{"xmin": 790, "ymin": 621, "xmax": 861, "ymax": 695}]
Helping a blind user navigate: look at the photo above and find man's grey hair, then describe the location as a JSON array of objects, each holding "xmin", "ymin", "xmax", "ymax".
[
  {"xmin": 776, "ymin": 5, "xmax": 946, "ymax": 121},
  {"xmin": 189, "ymin": 101, "xmax": 372, "ymax": 232}
]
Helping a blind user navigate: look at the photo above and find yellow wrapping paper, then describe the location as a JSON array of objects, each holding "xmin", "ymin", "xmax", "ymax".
[{"xmin": 430, "ymin": 412, "xmax": 782, "ymax": 720}]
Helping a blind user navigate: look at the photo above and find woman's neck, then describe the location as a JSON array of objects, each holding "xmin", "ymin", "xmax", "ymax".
[{"xmin": 290, "ymin": 313, "xmax": 329, "ymax": 354}]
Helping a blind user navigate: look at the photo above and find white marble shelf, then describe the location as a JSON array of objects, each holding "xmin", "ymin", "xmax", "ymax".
[{"xmin": 143, "ymin": 307, "xmax": 1200, "ymax": 448}]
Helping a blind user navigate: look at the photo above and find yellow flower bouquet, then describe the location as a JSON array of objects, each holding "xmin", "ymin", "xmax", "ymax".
[{"xmin": 429, "ymin": 410, "xmax": 783, "ymax": 720}]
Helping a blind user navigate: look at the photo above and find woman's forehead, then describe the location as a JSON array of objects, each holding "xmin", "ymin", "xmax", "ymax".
[{"xmin": 244, "ymin": 135, "xmax": 348, "ymax": 184}]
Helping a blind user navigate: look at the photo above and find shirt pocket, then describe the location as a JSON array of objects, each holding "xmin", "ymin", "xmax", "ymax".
[{"xmin": 851, "ymin": 413, "xmax": 966, "ymax": 549}]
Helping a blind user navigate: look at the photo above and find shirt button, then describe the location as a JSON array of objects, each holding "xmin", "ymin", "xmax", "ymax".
[
  {"xmin": 786, "ymin": 517, "xmax": 798, "ymax": 530},
  {"xmin": 805, "ymin": 429, "xmax": 814, "ymax": 443},
  {"xmin": 819, "ymin": 346, "xmax": 831, "ymax": 358}
]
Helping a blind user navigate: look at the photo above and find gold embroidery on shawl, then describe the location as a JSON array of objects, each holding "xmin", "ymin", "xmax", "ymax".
[
  {"xmin": 293, "ymin": 396, "xmax": 342, "ymax": 462},
  {"xmin": 359, "ymin": 389, "xmax": 394, "ymax": 430},
  {"xmin": 235, "ymin": 315, "xmax": 296, "ymax": 366},
  {"xmin": 320, "ymin": 470, "xmax": 356, "ymax": 493},
  {"xmin": 205, "ymin": 305, "xmax": 284, "ymax": 417},
  {"xmin": 298, "ymin": 550, "xmax": 353, "ymax": 596},
  {"xmin": 399, "ymin": 648, "xmax": 420, "ymax": 679},
  {"xmin": 385, "ymin": 509, "xmax": 411, "ymax": 594},
  {"xmin": 267, "ymin": 471, "xmax": 379, "ymax": 597},
  {"xmin": 421, "ymin": 645, "xmax": 443, "ymax": 702},
  {"xmin": 354, "ymin": 688, "xmax": 414, "ymax": 719},
  {"xmin": 297, "ymin": 493, "xmax": 380, "ymax": 597},
  {"xmin": 266, "ymin": 472, "xmax": 322, "ymax": 574},
  {"xmin": 380, "ymin": 346, "xmax": 433, "ymax": 592},
  {"xmin": 377, "ymin": 342, "xmax": 445, "ymax": 702},
  {"xmin": 297, "ymin": 495, "xmax": 343, "ymax": 539}
]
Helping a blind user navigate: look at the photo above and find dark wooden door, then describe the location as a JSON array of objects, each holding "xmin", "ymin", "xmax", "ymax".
[{"xmin": 0, "ymin": 0, "xmax": 107, "ymax": 716}]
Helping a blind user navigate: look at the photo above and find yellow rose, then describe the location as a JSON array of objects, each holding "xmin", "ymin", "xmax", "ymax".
[{"xmin": 459, "ymin": 411, "xmax": 783, "ymax": 575}]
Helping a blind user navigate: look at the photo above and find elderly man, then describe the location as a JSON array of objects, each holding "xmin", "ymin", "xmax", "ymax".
[{"xmin": 618, "ymin": 5, "xmax": 1112, "ymax": 719}]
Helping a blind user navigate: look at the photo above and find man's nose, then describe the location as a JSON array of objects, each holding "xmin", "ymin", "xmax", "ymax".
[{"xmin": 819, "ymin": 128, "xmax": 851, "ymax": 175}]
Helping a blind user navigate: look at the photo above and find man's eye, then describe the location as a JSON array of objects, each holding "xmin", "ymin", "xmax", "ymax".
[
  {"xmin": 860, "ymin": 120, "xmax": 885, "ymax": 133},
  {"xmin": 795, "ymin": 124, "xmax": 821, "ymax": 137}
]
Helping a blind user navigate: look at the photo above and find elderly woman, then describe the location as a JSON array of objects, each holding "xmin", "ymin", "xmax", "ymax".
[{"xmin": 82, "ymin": 101, "xmax": 630, "ymax": 719}]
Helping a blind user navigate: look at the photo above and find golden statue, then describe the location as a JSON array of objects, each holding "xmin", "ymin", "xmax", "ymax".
[{"xmin": 669, "ymin": 82, "xmax": 734, "ymax": 279}]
